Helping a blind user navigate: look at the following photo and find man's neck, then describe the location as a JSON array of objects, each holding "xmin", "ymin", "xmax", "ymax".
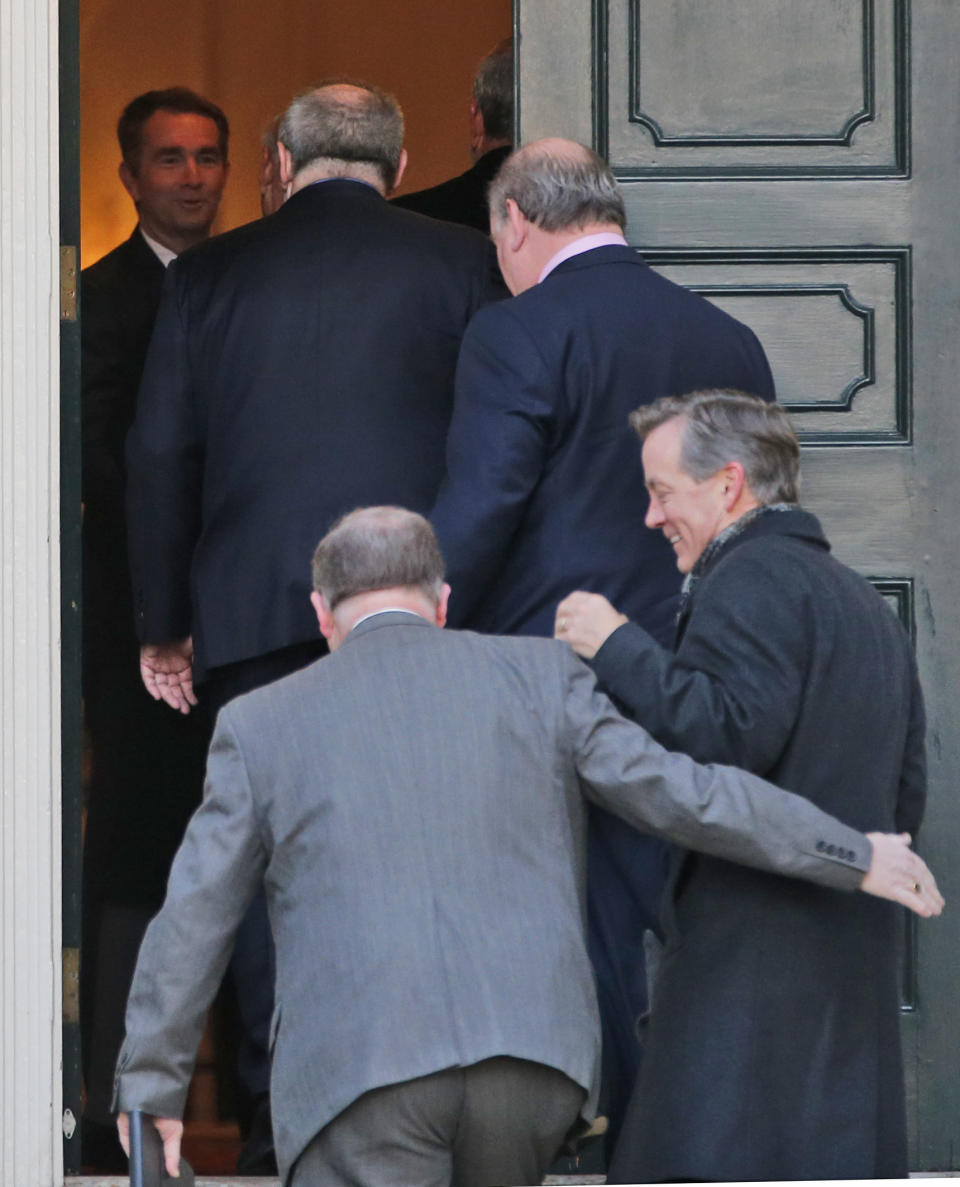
[
  {"xmin": 471, "ymin": 136, "xmax": 511, "ymax": 163},
  {"xmin": 139, "ymin": 227, "xmax": 178, "ymax": 268},
  {"xmin": 290, "ymin": 164, "xmax": 385, "ymax": 197},
  {"xmin": 137, "ymin": 219, "xmax": 210, "ymax": 258},
  {"xmin": 331, "ymin": 588, "xmax": 438, "ymax": 647},
  {"xmin": 532, "ymin": 221, "xmax": 626, "ymax": 285}
]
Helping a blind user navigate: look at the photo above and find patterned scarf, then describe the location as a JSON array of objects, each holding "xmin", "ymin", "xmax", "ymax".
[{"xmin": 677, "ymin": 502, "xmax": 796, "ymax": 624}]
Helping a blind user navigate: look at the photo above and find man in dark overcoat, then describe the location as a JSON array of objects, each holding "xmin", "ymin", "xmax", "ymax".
[{"xmin": 556, "ymin": 390, "xmax": 929, "ymax": 1181}]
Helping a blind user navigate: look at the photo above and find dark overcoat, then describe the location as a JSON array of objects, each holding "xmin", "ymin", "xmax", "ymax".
[{"xmin": 595, "ymin": 509, "xmax": 926, "ymax": 1182}]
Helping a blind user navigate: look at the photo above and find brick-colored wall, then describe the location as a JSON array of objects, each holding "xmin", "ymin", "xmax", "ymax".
[{"xmin": 80, "ymin": 0, "xmax": 511, "ymax": 265}]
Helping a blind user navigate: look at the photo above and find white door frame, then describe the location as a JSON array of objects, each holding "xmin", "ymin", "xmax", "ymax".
[{"xmin": 0, "ymin": 0, "xmax": 63, "ymax": 1181}]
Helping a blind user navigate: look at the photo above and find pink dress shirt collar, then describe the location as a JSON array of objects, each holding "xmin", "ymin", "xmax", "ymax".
[{"xmin": 537, "ymin": 231, "xmax": 629, "ymax": 285}]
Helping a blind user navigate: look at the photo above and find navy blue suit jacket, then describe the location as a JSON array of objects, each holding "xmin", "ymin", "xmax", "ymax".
[
  {"xmin": 432, "ymin": 245, "xmax": 774, "ymax": 645},
  {"xmin": 431, "ymin": 243, "xmax": 775, "ymax": 1134},
  {"xmin": 126, "ymin": 180, "xmax": 503, "ymax": 679}
]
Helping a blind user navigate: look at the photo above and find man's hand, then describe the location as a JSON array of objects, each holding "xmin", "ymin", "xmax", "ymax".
[
  {"xmin": 140, "ymin": 638, "xmax": 198, "ymax": 714},
  {"xmin": 117, "ymin": 1111, "xmax": 184, "ymax": 1178},
  {"xmin": 861, "ymin": 833, "xmax": 945, "ymax": 917},
  {"xmin": 555, "ymin": 591, "xmax": 628, "ymax": 659}
]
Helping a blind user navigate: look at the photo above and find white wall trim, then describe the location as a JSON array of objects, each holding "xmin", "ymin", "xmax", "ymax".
[{"xmin": 0, "ymin": 0, "xmax": 63, "ymax": 1182}]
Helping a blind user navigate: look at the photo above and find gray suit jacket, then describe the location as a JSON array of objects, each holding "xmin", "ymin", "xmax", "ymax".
[{"xmin": 113, "ymin": 613, "xmax": 869, "ymax": 1182}]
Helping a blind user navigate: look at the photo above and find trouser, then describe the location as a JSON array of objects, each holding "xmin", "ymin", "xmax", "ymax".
[
  {"xmin": 199, "ymin": 638, "xmax": 326, "ymax": 1160},
  {"xmin": 290, "ymin": 1057, "xmax": 586, "ymax": 1187},
  {"xmin": 81, "ymin": 643, "xmax": 210, "ymax": 1136}
]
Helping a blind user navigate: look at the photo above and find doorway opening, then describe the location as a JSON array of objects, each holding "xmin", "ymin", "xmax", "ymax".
[{"xmin": 69, "ymin": 1, "xmax": 512, "ymax": 1174}]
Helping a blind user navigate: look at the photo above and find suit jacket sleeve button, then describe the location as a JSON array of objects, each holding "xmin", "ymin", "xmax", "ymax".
[
  {"xmin": 816, "ymin": 840, "xmax": 826, "ymax": 852},
  {"xmin": 826, "ymin": 844, "xmax": 837, "ymax": 856}
]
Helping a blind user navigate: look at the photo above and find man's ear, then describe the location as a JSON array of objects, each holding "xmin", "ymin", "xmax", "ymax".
[
  {"xmin": 469, "ymin": 99, "xmax": 485, "ymax": 156},
  {"xmin": 311, "ymin": 591, "xmax": 336, "ymax": 640},
  {"xmin": 119, "ymin": 160, "xmax": 139, "ymax": 204},
  {"xmin": 435, "ymin": 583, "xmax": 452, "ymax": 629},
  {"xmin": 277, "ymin": 142, "xmax": 296, "ymax": 192},
  {"xmin": 503, "ymin": 198, "xmax": 529, "ymax": 252},
  {"xmin": 388, "ymin": 148, "xmax": 408, "ymax": 195},
  {"xmin": 719, "ymin": 461, "xmax": 747, "ymax": 511}
]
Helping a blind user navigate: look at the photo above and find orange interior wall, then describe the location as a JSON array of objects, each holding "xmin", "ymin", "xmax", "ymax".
[{"xmin": 80, "ymin": 0, "xmax": 512, "ymax": 266}]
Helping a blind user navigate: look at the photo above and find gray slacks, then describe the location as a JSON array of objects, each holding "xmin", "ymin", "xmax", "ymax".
[{"xmin": 290, "ymin": 1056, "xmax": 586, "ymax": 1187}]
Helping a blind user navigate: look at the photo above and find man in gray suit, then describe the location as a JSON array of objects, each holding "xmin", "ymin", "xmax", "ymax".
[{"xmin": 113, "ymin": 508, "xmax": 942, "ymax": 1187}]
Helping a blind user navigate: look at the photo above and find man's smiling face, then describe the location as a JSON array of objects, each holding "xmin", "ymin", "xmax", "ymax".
[
  {"xmin": 120, "ymin": 110, "xmax": 228, "ymax": 253},
  {"xmin": 641, "ymin": 415, "xmax": 730, "ymax": 574}
]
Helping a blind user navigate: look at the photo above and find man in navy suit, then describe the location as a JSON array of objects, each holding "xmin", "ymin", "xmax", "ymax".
[
  {"xmin": 430, "ymin": 138, "xmax": 775, "ymax": 1155},
  {"xmin": 125, "ymin": 80, "xmax": 503, "ymax": 1171}
]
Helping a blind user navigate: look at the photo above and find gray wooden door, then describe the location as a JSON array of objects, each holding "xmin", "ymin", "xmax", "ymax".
[{"xmin": 517, "ymin": 0, "xmax": 960, "ymax": 1170}]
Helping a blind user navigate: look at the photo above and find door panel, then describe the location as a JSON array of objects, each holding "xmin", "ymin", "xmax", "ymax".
[
  {"xmin": 605, "ymin": 0, "xmax": 908, "ymax": 176},
  {"xmin": 518, "ymin": 0, "xmax": 960, "ymax": 1169}
]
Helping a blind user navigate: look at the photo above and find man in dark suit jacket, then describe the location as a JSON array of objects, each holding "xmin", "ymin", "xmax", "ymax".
[
  {"xmin": 556, "ymin": 392, "xmax": 929, "ymax": 1181},
  {"xmin": 127, "ymin": 82, "xmax": 502, "ymax": 710},
  {"xmin": 112, "ymin": 507, "xmax": 941, "ymax": 1187},
  {"xmin": 124, "ymin": 81, "xmax": 503, "ymax": 1164},
  {"xmin": 430, "ymin": 138, "xmax": 775, "ymax": 1149},
  {"xmin": 393, "ymin": 39, "xmax": 512, "ymax": 232},
  {"xmin": 80, "ymin": 86, "xmax": 229, "ymax": 1169}
]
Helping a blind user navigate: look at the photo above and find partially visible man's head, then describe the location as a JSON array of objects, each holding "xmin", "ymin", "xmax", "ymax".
[
  {"xmin": 471, "ymin": 39, "xmax": 514, "ymax": 155},
  {"xmin": 117, "ymin": 88, "xmax": 230, "ymax": 253},
  {"xmin": 278, "ymin": 82, "xmax": 405, "ymax": 192},
  {"xmin": 631, "ymin": 391, "xmax": 800, "ymax": 573},
  {"xmin": 487, "ymin": 138, "xmax": 626, "ymax": 294},
  {"xmin": 488, "ymin": 138, "xmax": 625, "ymax": 236},
  {"xmin": 311, "ymin": 507, "xmax": 445, "ymax": 611},
  {"xmin": 259, "ymin": 114, "xmax": 284, "ymax": 217}
]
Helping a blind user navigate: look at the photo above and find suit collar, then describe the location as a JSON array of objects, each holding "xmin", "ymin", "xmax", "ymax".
[
  {"xmin": 343, "ymin": 609, "xmax": 437, "ymax": 644},
  {"xmin": 472, "ymin": 143, "xmax": 512, "ymax": 182},
  {"xmin": 138, "ymin": 225, "xmax": 177, "ymax": 269},
  {"xmin": 121, "ymin": 225, "xmax": 167, "ymax": 275},
  {"xmin": 283, "ymin": 177, "xmax": 387, "ymax": 213},
  {"xmin": 719, "ymin": 506, "xmax": 828, "ymax": 553},
  {"xmin": 546, "ymin": 243, "xmax": 644, "ymax": 279}
]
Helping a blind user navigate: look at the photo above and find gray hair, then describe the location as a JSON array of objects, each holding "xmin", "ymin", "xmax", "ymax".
[
  {"xmin": 262, "ymin": 113, "xmax": 281, "ymax": 159},
  {"xmin": 311, "ymin": 507, "xmax": 445, "ymax": 610},
  {"xmin": 278, "ymin": 81, "xmax": 404, "ymax": 188},
  {"xmin": 488, "ymin": 140, "xmax": 626, "ymax": 233},
  {"xmin": 630, "ymin": 390, "xmax": 801, "ymax": 504},
  {"xmin": 473, "ymin": 40, "xmax": 513, "ymax": 142}
]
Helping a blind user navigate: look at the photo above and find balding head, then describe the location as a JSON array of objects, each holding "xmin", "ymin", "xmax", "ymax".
[
  {"xmin": 278, "ymin": 81, "xmax": 405, "ymax": 193},
  {"xmin": 311, "ymin": 507, "xmax": 445, "ymax": 609},
  {"xmin": 310, "ymin": 507, "xmax": 449, "ymax": 648},
  {"xmin": 488, "ymin": 137, "xmax": 625, "ymax": 234}
]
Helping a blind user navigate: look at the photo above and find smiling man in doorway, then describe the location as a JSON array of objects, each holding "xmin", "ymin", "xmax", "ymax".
[{"xmin": 80, "ymin": 86, "xmax": 230, "ymax": 1172}]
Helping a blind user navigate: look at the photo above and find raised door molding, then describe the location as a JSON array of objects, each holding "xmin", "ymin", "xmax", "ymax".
[{"xmin": 602, "ymin": 0, "xmax": 910, "ymax": 178}]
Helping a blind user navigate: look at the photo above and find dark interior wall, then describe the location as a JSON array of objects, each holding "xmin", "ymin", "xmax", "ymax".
[{"xmin": 80, "ymin": 0, "xmax": 512, "ymax": 265}]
